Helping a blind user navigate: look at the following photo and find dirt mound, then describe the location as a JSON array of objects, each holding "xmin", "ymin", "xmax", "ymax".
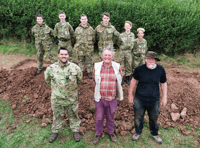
[{"xmin": 0, "ymin": 61, "xmax": 200, "ymax": 136}]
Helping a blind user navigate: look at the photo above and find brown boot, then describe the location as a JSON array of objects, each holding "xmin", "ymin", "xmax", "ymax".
[
  {"xmin": 73, "ymin": 132, "xmax": 81, "ymax": 142},
  {"xmin": 49, "ymin": 133, "xmax": 58, "ymax": 143},
  {"xmin": 93, "ymin": 134, "xmax": 100, "ymax": 145},
  {"xmin": 88, "ymin": 72, "xmax": 92, "ymax": 79},
  {"xmin": 109, "ymin": 133, "xmax": 118, "ymax": 143}
]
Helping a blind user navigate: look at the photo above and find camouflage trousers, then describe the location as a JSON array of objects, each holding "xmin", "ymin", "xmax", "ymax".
[
  {"xmin": 36, "ymin": 41, "xmax": 56, "ymax": 70},
  {"xmin": 51, "ymin": 100, "xmax": 81, "ymax": 133},
  {"xmin": 132, "ymin": 56, "xmax": 145, "ymax": 73},
  {"xmin": 120, "ymin": 50, "xmax": 132, "ymax": 76},
  {"xmin": 58, "ymin": 40, "xmax": 73, "ymax": 62},
  {"xmin": 78, "ymin": 55, "xmax": 93, "ymax": 73}
]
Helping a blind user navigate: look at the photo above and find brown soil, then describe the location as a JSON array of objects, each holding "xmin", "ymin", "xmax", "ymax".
[{"xmin": 0, "ymin": 60, "xmax": 200, "ymax": 136}]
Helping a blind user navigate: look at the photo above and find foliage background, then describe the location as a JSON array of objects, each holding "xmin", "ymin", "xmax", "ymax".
[{"xmin": 0, "ymin": 0, "xmax": 200, "ymax": 54}]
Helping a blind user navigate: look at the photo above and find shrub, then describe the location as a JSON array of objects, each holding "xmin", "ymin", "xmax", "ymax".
[{"xmin": 0, "ymin": 0, "xmax": 199, "ymax": 54}]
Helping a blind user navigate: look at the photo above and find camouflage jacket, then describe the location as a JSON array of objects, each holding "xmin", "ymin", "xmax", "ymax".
[
  {"xmin": 132, "ymin": 38, "xmax": 148, "ymax": 57},
  {"xmin": 74, "ymin": 23, "xmax": 95, "ymax": 56},
  {"xmin": 54, "ymin": 22, "xmax": 74, "ymax": 42},
  {"xmin": 31, "ymin": 23, "xmax": 54, "ymax": 42},
  {"xmin": 120, "ymin": 32, "xmax": 135, "ymax": 50},
  {"xmin": 44, "ymin": 61, "xmax": 83, "ymax": 106},
  {"xmin": 95, "ymin": 21, "xmax": 122, "ymax": 48}
]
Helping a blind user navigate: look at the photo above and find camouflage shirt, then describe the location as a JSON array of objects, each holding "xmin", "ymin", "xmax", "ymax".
[
  {"xmin": 31, "ymin": 23, "xmax": 54, "ymax": 42},
  {"xmin": 54, "ymin": 22, "xmax": 74, "ymax": 42},
  {"xmin": 74, "ymin": 23, "xmax": 95, "ymax": 56},
  {"xmin": 95, "ymin": 21, "xmax": 122, "ymax": 49},
  {"xmin": 44, "ymin": 61, "xmax": 83, "ymax": 106},
  {"xmin": 120, "ymin": 32, "xmax": 135, "ymax": 50},
  {"xmin": 133, "ymin": 38, "xmax": 148, "ymax": 57}
]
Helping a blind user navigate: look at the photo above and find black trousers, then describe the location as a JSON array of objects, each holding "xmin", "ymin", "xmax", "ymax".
[{"xmin": 133, "ymin": 97, "xmax": 160, "ymax": 136}]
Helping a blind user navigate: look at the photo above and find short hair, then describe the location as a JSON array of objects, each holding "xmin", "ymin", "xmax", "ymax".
[
  {"xmin": 101, "ymin": 45, "xmax": 115, "ymax": 57},
  {"xmin": 36, "ymin": 14, "xmax": 43, "ymax": 19},
  {"xmin": 125, "ymin": 21, "xmax": 132, "ymax": 27},
  {"xmin": 137, "ymin": 28, "xmax": 145, "ymax": 33},
  {"xmin": 59, "ymin": 11, "xmax": 65, "ymax": 15},
  {"xmin": 102, "ymin": 12, "xmax": 110, "ymax": 18},
  {"xmin": 58, "ymin": 47, "xmax": 69, "ymax": 54},
  {"xmin": 80, "ymin": 14, "xmax": 87, "ymax": 19}
]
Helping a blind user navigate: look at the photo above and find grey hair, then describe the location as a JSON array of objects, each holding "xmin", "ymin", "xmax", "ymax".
[{"xmin": 101, "ymin": 45, "xmax": 115, "ymax": 57}]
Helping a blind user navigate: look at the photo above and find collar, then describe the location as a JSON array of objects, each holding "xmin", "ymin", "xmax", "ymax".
[
  {"xmin": 100, "ymin": 21, "xmax": 111, "ymax": 27},
  {"xmin": 58, "ymin": 61, "xmax": 70, "ymax": 67}
]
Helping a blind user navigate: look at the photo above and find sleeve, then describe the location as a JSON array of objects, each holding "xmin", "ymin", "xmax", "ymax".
[
  {"xmin": 160, "ymin": 66, "xmax": 167, "ymax": 83},
  {"xmin": 68, "ymin": 23, "xmax": 75, "ymax": 45},
  {"xmin": 54, "ymin": 24, "xmax": 58, "ymax": 38},
  {"xmin": 132, "ymin": 67, "xmax": 139, "ymax": 80},
  {"xmin": 130, "ymin": 34, "xmax": 135, "ymax": 50},
  {"xmin": 94, "ymin": 27, "xmax": 98, "ymax": 42},
  {"xmin": 92, "ymin": 28, "xmax": 96, "ymax": 43},
  {"xmin": 77, "ymin": 66, "xmax": 83, "ymax": 85},
  {"xmin": 44, "ymin": 67, "xmax": 52, "ymax": 85},
  {"xmin": 144, "ymin": 40, "xmax": 148, "ymax": 54},
  {"xmin": 113, "ymin": 29, "xmax": 122, "ymax": 46},
  {"xmin": 50, "ymin": 27, "xmax": 55, "ymax": 37},
  {"xmin": 132, "ymin": 40, "xmax": 137, "ymax": 53}
]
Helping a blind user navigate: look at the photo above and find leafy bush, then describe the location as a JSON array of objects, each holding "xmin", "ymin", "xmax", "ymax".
[{"xmin": 0, "ymin": 0, "xmax": 199, "ymax": 54}]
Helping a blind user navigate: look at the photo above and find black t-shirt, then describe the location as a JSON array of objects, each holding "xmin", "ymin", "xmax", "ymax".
[{"xmin": 132, "ymin": 64, "xmax": 167, "ymax": 101}]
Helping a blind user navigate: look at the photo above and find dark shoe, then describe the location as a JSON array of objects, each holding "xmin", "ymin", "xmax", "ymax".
[
  {"xmin": 121, "ymin": 77, "xmax": 124, "ymax": 85},
  {"xmin": 125, "ymin": 76, "xmax": 130, "ymax": 85},
  {"xmin": 37, "ymin": 68, "xmax": 43, "ymax": 74},
  {"xmin": 93, "ymin": 134, "xmax": 100, "ymax": 145},
  {"xmin": 132, "ymin": 133, "xmax": 141, "ymax": 141},
  {"xmin": 49, "ymin": 133, "xmax": 58, "ymax": 143},
  {"xmin": 109, "ymin": 133, "xmax": 118, "ymax": 143},
  {"xmin": 88, "ymin": 73, "xmax": 93, "ymax": 79},
  {"xmin": 73, "ymin": 132, "xmax": 81, "ymax": 142}
]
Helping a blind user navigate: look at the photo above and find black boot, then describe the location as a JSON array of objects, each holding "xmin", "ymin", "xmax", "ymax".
[
  {"xmin": 37, "ymin": 68, "xmax": 43, "ymax": 74},
  {"xmin": 121, "ymin": 77, "xmax": 124, "ymax": 85},
  {"xmin": 49, "ymin": 133, "xmax": 58, "ymax": 143},
  {"xmin": 125, "ymin": 76, "xmax": 130, "ymax": 85}
]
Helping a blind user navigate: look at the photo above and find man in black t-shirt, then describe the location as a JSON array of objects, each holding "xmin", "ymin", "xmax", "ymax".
[{"xmin": 128, "ymin": 51, "xmax": 167, "ymax": 144}]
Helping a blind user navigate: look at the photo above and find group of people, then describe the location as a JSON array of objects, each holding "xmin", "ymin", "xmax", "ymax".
[{"xmin": 32, "ymin": 11, "xmax": 168, "ymax": 145}]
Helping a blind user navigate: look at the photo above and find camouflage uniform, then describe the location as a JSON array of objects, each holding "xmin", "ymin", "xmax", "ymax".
[
  {"xmin": 119, "ymin": 32, "xmax": 135, "ymax": 76},
  {"xmin": 54, "ymin": 22, "xmax": 74, "ymax": 62},
  {"xmin": 95, "ymin": 22, "xmax": 121, "ymax": 60},
  {"xmin": 44, "ymin": 61, "xmax": 83, "ymax": 133},
  {"xmin": 32, "ymin": 23, "xmax": 56, "ymax": 70},
  {"xmin": 132, "ymin": 38, "xmax": 148, "ymax": 72},
  {"xmin": 74, "ymin": 23, "xmax": 95, "ymax": 73}
]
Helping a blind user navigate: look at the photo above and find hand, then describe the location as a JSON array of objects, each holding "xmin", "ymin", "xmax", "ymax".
[
  {"xmin": 128, "ymin": 94, "xmax": 133, "ymax": 103},
  {"xmin": 160, "ymin": 96, "xmax": 167, "ymax": 106}
]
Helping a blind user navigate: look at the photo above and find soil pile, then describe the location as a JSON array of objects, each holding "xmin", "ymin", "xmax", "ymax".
[{"xmin": 0, "ymin": 61, "xmax": 200, "ymax": 136}]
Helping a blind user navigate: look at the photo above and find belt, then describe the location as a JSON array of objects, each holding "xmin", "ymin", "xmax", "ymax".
[
  {"xmin": 134, "ymin": 54, "xmax": 142, "ymax": 58},
  {"xmin": 59, "ymin": 38, "xmax": 69, "ymax": 42}
]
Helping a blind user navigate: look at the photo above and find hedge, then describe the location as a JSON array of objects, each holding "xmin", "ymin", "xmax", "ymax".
[{"xmin": 0, "ymin": 0, "xmax": 200, "ymax": 54}]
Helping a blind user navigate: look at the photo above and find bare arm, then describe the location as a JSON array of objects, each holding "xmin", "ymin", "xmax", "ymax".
[
  {"xmin": 128, "ymin": 78, "xmax": 138, "ymax": 103},
  {"xmin": 160, "ymin": 82, "xmax": 167, "ymax": 106}
]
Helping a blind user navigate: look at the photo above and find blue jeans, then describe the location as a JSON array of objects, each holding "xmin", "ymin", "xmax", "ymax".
[{"xmin": 133, "ymin": 97, "xmax": 160, "ymax": 136}]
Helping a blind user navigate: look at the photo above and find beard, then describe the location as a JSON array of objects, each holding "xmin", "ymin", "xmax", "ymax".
[{"xmin": 147, "ymin": 63, "xmax": 157, "ymax": 70}]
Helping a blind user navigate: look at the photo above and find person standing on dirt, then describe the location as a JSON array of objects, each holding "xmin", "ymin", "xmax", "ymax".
[
  {"xmin": 74, "ymin": 14, "xmax": 95, "ymax": 79},
  {"xmin": 31, "ymin": 14, "xmax": 56, "ymax": 74},
  {"xmin": 54, "ymin": 11, "xmax": 74, "ymax": 62},
  {"xmin": 95, "ymin": 12, "xmax": 122, "ymax": 61},
  {"xmin": 44, "ymin": 47, "xmax": 83, "ymax": 143},
  {"xmin": 92, "ymin": 45, "xmax": 123, "ymax": 144},
  {"xmin": 120, "ymin": 21, "xmax": 135, "ymax": 85},
  {"xmin": 132, "ymin": 28, "xmax": 148, "ymax": 73},
  {"xmin": 128, "ymin": 51, "xmax": 167, "ymax": 144}
]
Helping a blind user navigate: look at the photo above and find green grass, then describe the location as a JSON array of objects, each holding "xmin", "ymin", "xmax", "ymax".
[
  {"xmin": 0, "ymin": 98, "xmax": 199, "ymax": 148},
  {"xmin": 0, "ymin": 39, "xmax": 37, "ymax": 57}
]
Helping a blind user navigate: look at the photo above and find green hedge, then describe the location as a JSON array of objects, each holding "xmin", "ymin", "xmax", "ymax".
[{"xmin": 0, "ymin": 0, "xmax": 200, "ymax": 54}]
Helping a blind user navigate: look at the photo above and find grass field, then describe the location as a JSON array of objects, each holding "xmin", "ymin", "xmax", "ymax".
[{"xmin": 0, "ymin": 39, "xmax": 200, "ymax": 147}]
